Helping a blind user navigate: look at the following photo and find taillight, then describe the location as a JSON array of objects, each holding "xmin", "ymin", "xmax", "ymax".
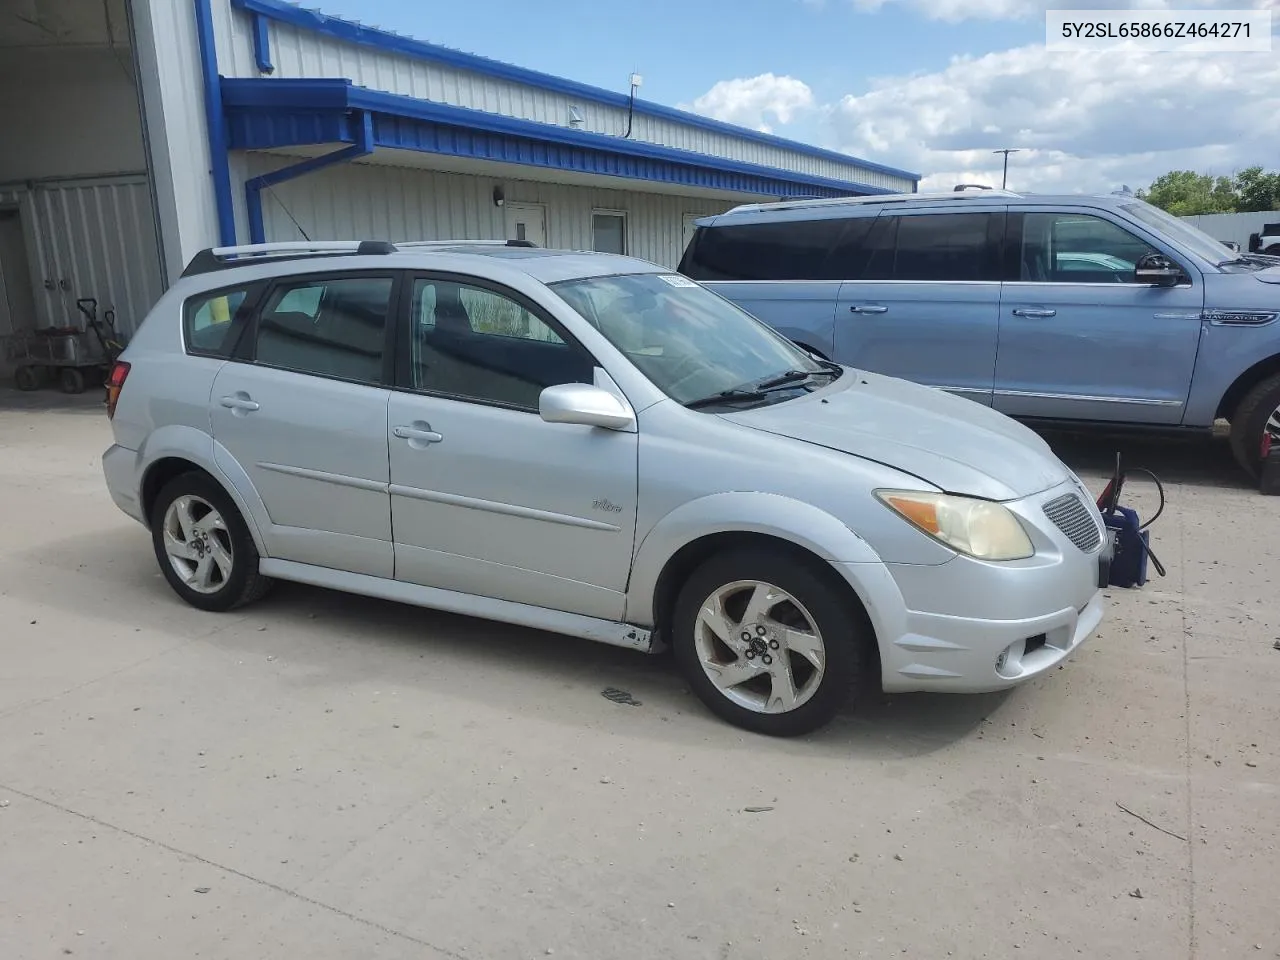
[{"xmin": 105, "ymin": 360, "xmax": 130, "ymax": 419}]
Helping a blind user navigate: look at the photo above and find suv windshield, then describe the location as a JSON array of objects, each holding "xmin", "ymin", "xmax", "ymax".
[
  {"xmin": 551, "ymin": 272, "xmax": 832, "ymax": 406},
  {"xmin": 1120, "ymin": 199, "xmax": 1241, "ymax": 265}
]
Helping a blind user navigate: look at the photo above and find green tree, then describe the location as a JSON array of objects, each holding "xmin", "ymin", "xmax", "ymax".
[
  {"xmin": 1136, "ymin": 170, "xmax": 1239, "ymax": 216},
  {"xmin": 1234, "ymin": 166, "xmax": 1280, "ymax": 213}
]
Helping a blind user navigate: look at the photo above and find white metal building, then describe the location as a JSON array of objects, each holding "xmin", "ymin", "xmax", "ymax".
[{"xmin": 0, "ymin": 0, "xmax": 919, "ymax": 349}]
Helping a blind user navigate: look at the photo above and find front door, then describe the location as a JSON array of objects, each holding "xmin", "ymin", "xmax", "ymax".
[
  {"xmin": 994, "ymin": 210, "xmax": 1204, "ymax": 424},
  {"xmin": 388, "ymin": 274, "xmax": 638, "ymax": 621},
  {"xmin": 504, "ymin": 202, "xmax": 547, "ymax": 247},
  {"xmin": 209, "ymin": 272, "xmax": 399, "ymax": 578},
  {"xmin": 834, "ymin": 209, "xmax": 1004, "ymax": 405}
]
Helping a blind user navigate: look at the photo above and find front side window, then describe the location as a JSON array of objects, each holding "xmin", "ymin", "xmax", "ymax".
[
  {"xmin": 1020, "ymin": 214, "xmax": 1158, "ymax": 283},
  {"xmin": 410, "ymin": 278, "xmax": 592, "ymax": 409},
  {"xmin": 553, "ymin": 272, "xmax": 829, "ymax": 406},
  {"xmin": 184, "ymin": 284, "xmax": 257, "ymax": 358},
  {"xmin": 253, "ymin": 275, "xmax": 393, "ymax": 383}
]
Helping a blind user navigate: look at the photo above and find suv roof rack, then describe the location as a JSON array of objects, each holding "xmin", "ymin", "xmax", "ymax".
[
  {"xmin": 181, "ymin": 238, "xmax": 539, "ymax": 277},
  {"xmin": 722, "ymin": 189, "xmax": 1022, "ymax": 217}
]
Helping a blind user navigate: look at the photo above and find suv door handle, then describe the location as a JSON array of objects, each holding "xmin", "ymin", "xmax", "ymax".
[
  {"xmin": 850, "ymin": 304, "xmax": 888, "ymax": 314},
  {"xmin": 1011, "ymin": 308, "xmax": 1057, "ymax": 318},
  {"xmin": 219, "ymin": 394, "xmax": 260, "ymax": 412},
  {"xmin": 393, "ymin": 423, "xmax": 444, "ymax": 444}
]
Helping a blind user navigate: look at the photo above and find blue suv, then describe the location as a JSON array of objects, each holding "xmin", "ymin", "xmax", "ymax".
[{"xmin": 679, "ymin": 190, "xmax": 1280, "ymax": 481}]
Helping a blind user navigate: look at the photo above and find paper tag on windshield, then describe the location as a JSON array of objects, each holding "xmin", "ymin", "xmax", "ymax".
[{"xmin": 657, "ymin": 274, "xmax": 697, "ymax": 288}]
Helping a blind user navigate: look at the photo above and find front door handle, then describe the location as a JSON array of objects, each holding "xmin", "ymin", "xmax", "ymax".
[
  {"xmin": 1011, "ymin": 308, "xmax": 1057, "ymax": 318},
  {"xmin": 393, "ymin": 422, "xmax": 444, "ymax": 445},
  {"xmin": 850, "ymin": 304, "xmax": 889, "ymax": 314},
  {"xmin": 219, "ymin": 393, "xmax": 260, "ymax": 413}
]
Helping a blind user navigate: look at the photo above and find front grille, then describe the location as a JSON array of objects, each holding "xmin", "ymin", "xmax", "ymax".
[{"xmin": 1043, "ymin": 493, "xmax": 1102, "ymax": 553}]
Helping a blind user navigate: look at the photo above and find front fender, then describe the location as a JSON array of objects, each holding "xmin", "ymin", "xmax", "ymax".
[
  {"xmin": 624, "ymin": 491, "xmax": 885, "ymax": 625},
  {"xmin": 136, "ymin": 425, "xmax": 270, "ymax": 557}
]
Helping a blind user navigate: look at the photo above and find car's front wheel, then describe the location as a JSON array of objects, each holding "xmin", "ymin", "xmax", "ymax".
[
  {"xmin": 672, "ymin": 548, "xmax": 870, "ymax": 736},
  {"xmin": 1228, "ymin": 372, "xmax": 1280, "ymax": 481},
  {"xmin": 150, "ymin": 472, "xmax": 273, "ymax": 612}
]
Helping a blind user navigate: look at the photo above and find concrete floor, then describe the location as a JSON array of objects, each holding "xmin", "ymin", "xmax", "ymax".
[{"xmin": 0, "ymin": 388, "xmax": 1276, "ymax": 960}]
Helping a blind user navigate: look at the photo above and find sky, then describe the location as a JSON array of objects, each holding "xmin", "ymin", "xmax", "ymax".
[{"xmin": 314, "ymin": 0, "xmax": 1279, "ymax": 193}]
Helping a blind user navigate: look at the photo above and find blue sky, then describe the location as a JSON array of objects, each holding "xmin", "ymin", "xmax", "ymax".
[{"xmin": 313, "ymin": 0, "xmax": 1279, "ymax": 193}]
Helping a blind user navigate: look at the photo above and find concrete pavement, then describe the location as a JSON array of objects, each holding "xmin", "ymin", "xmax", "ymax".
[{"xmin": 1, "ymin": 389, "xmax": 1276, "ymax": 959}]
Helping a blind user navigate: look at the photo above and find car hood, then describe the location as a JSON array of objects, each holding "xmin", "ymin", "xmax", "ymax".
[{"xmin": 720, "ymin": 371, "xmax": 1070, "ymax": 501}]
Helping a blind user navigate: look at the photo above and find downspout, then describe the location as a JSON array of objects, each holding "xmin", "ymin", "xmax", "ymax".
[
  {"xmin": 244, "ymin": 110, "xmax": 376, "ymax": 244},
  {"xmin": 193, "ymin": 0, "xmax": 237, "ymax": 246}
]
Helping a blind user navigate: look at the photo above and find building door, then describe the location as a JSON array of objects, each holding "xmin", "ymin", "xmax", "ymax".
[
  {"xmin": 0, "ymin": 209, "xmax": 38, "ymax": 337},
  {"xmin": 504, "ymin": 203, "xmax": 547, "ymax": 247}
]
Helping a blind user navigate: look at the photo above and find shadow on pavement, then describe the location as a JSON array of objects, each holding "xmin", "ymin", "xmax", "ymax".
[
  {"xmin": 1034, "ymin": 425, "xmax": 1248, "ymax": 489},
  {"xmin": 0, "ymin": 385, "xmax": 106, "ymax": 414}
]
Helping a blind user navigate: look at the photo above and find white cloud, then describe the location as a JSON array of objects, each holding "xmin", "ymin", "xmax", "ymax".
[
  {"xmin": 678, "ymin": 74, "xmax": 815, "ymax": 134},
  {"xmin": 850, "ymin": 0, "xmax": 1276, "ymax": 23},
  {"xmin": 824, "ymin": 45, "xmax": 1280, "ymax": 192}
]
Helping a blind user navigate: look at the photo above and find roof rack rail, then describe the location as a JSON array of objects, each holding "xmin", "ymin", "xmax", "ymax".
[
  {"xmin": 723, "ymin": 188, "xmax": 1022, "ymax": 216},
  {"xmin": 181, "ymin": 238, "xmax": 540, "ymax": 277}
]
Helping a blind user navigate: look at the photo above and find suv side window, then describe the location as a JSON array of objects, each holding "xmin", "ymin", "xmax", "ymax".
[
  {"xmin": 862, "ymin": 212, "xmax": 1001, "ymax": 281},
  {"xmin": 184, "ymin": 284, "xmax": 261, "ymax": 358},
  {"xmin": 680, "ymin": 218, "xmax": 855, "ymax": 281},
  {"xmin": 252, "ymin": 275, "xmax": 395, "ymax": 384},
  {"xmin": 1019, "ymin": 213, "xmax": 1160, "ymax": 283},
  {"xmin": 407, "ymin": 278, "xmax": 594, "ymax": 410}
]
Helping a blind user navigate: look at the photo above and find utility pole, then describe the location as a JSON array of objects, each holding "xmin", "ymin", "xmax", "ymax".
[{"xmin": 993, "ymin": 148, "xmax": 1021, "ymax": 189}]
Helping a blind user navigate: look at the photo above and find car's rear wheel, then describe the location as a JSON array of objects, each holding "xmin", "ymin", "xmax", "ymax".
[
  {"xmin": 150, "ymin": 472, "xmax": 273, "ymax": 612},
  {"xmin": 1228, "ymin": 372, "xmax": 1280, "ymax": 480},
  {"xmin": 671, "ymin": 548, "xmax": 869, "ymax": 736}
]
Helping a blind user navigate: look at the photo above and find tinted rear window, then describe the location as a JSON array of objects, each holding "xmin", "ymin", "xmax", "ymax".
[
  {"xmin": 862, "ymin": 212, "xmax": 1002, "ymax": 282},
  {"xmin": 680, "ymin": 217, "xmax": 867, "ymax": 281}
]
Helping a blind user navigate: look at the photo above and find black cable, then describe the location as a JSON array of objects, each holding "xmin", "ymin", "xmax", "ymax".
[
  {"xmin": 266, "ymin": 184, "xmax": 312, "ymax": 241},
  {"xmin": 1124, "ymin": 467, "xmax": 1166, "ymax": 530}
]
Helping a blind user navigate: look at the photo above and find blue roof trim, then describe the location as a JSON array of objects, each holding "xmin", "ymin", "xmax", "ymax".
[
  {"xmin": 230, "ymin": 0, "xmax": 921, "ymax": 184},
  {"xmin": 220, "ymin": 78, "xmax": 896, "ymax": 199}
]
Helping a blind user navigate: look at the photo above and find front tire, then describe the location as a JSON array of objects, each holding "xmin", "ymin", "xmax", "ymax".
[
  {"xmin": 1229, "ymin": 373, "xmax": 1280, "ymax": 480},
  {"xmin": 150, "ymin": 472, "xmax": 273, "ymax": 612},
  {"xmin": 671, "ymin": 548, "xmax": 870, "ymax": 736}
]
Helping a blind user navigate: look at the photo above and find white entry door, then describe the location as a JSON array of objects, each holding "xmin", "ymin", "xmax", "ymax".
[{"xmin": 505, "ymin": 203, "xmax": 547, "ymax": 246}]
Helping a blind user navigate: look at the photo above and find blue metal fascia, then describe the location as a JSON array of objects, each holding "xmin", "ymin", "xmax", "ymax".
[
  {"xmin": 228, "ymin": 0, "xmax": 921, "ymax": 184},
  {"xmin": 220, "ymin": 79, "xmax": 891, "ymax": 198},
  {"xmin": 244, "ymin": 110, "xmax": 375, "ymax": 243},
  {"xmin": 193, "ymin": 0, "xmax": 237, "ymax": 246},
  {"xmin": 250, "ymin": 11, "xmax": 274, "ymax": 73}
]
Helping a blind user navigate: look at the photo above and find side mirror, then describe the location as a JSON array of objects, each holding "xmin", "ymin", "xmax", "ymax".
[
  {"xmin": 1134, "ymin": 253, "xmax": 1185, "ymax": 287},
  {"xmin": 1221, "ymin": 240, "xmax": 1240, "ymax": 254},
  {"xmin": 539, "ymin": 383, "xmax": 635, "ymax": 431}
]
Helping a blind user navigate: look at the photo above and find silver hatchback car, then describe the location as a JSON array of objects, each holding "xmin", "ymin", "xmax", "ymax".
[{"xmin": 102, "ymin": 239, "xmax": 1110, "ymax": 736}]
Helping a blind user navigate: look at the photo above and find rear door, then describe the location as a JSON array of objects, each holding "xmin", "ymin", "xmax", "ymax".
[
  {"xmin": 209, "ymin": 271, "xmax": 400, "ymax": 578},
  {"xmin": 994, "ymin": 209, "xmax": 1204, "ymax": 425},
  {"xmin": 834, "ymin": 209, "xmax": 1005, "ymax": 404}
]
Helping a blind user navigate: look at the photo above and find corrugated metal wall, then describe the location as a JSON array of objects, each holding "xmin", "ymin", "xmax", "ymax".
[
  {"xmin": 1181, "ymin": 210, "xmax": 1280, "ymax": 250},
  {"xmin": 211, "ymin": 2, "xmax": 914, "ymax": 193},
  {"xmin": 241, "ymin": 156, "xmax": 732, "ymax": 269},
  {"xmin": 0, "ymin": 176, "xmax": 164, "ymax": 336}
]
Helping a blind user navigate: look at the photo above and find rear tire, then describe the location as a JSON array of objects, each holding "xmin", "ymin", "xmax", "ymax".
[
  {"xmin": 1228, "ymin": 373, "xmax": 1280, "ymax": 480},
  {"xmin": 149, "ymin": 471, "xmax": 273, "ymax": 612},
  {"xmin": 671, "ymin": 547, "xmax": 870, "ymax": 736}
]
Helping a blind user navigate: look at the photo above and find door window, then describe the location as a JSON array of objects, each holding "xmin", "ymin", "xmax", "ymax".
[
  {"xmin": 863, "ymin": 213, "xmax": 1000, "ymax": 281},
  {"xmin": 408, "ymin": 278, "xmax": 593, "ymax": 409},
  {"xmin": 1019, "ymin": 213, "xmax": 1160, "ymax": 283},
  {"xmin": 253, "ymin": 275, "xmax": 394, "ymax": 384}
]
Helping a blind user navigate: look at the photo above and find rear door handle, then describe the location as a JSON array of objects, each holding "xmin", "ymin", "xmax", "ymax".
[
  {"xmin": 219, "ymin": 394, "xmax": 259, "ymax": 412},
  {"xmin": 850, "ymin": 304, "xmax": 888, "ymax": 314},
  {"xmin": 393, "ymin": 423, "xmax": 444, "ymax": 445},
  {"xmin": 1011, "ymin": 308, "xmax": 1057, "ymax": 318}
]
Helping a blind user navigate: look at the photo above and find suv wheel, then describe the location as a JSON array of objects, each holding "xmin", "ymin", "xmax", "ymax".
[
  {"xmin": 150, "ymin": 472, "xmax": 273, "ymax": 612},
  {"xmin": 671, "ymin": 548, "xmax": 869, "ymax": 736},
  {"xmin": 1228, "ymin": 372, "xmax": 1280, "ymax": 480}
]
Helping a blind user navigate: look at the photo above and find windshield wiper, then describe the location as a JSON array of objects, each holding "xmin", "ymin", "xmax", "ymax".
[
  {"xmin": 685, "ymin": 388, "xmax": 768, "ymax": 410},
  {"xmin": 685, "ymin": 366, "xmax": 840, "ymax": 410},
  {"xmin": 755, "ymin": 367, "xmax": 840, "ymax": 391}
]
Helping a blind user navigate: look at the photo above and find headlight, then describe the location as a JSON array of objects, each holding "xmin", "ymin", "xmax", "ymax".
[{"xmin": 875, "ymin": 490, "xmax": 1035, "ymax": 561}]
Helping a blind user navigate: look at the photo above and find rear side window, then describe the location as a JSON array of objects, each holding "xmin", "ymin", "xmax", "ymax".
[
  {"xmin": 680, "ymin": 218, "xmax": 856, "ymax": 281},
  {"xmin": 184, "ymin": 285, "xmax": 257, "ymax": 358},
  {"xmin": 864, "ymin": 213, "xmax": 1002, "ymax": 282},
  {"xmin": 252, "ymin": 275, "xmax": 395, "ymax": 385}
]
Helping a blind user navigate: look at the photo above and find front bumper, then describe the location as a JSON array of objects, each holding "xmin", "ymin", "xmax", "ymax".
[{"xmin": 835, "ymin": 479, "xmax": 1111, "ymax": 694}]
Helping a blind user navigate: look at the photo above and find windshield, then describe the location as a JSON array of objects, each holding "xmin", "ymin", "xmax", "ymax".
[
  {"xmin": 551, "ymin": 272, "xmax": 829, "ymax": 406},
  {"xmin": 1120, "ymin": 199, "xmax": 1241, "ymax": 265}
]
